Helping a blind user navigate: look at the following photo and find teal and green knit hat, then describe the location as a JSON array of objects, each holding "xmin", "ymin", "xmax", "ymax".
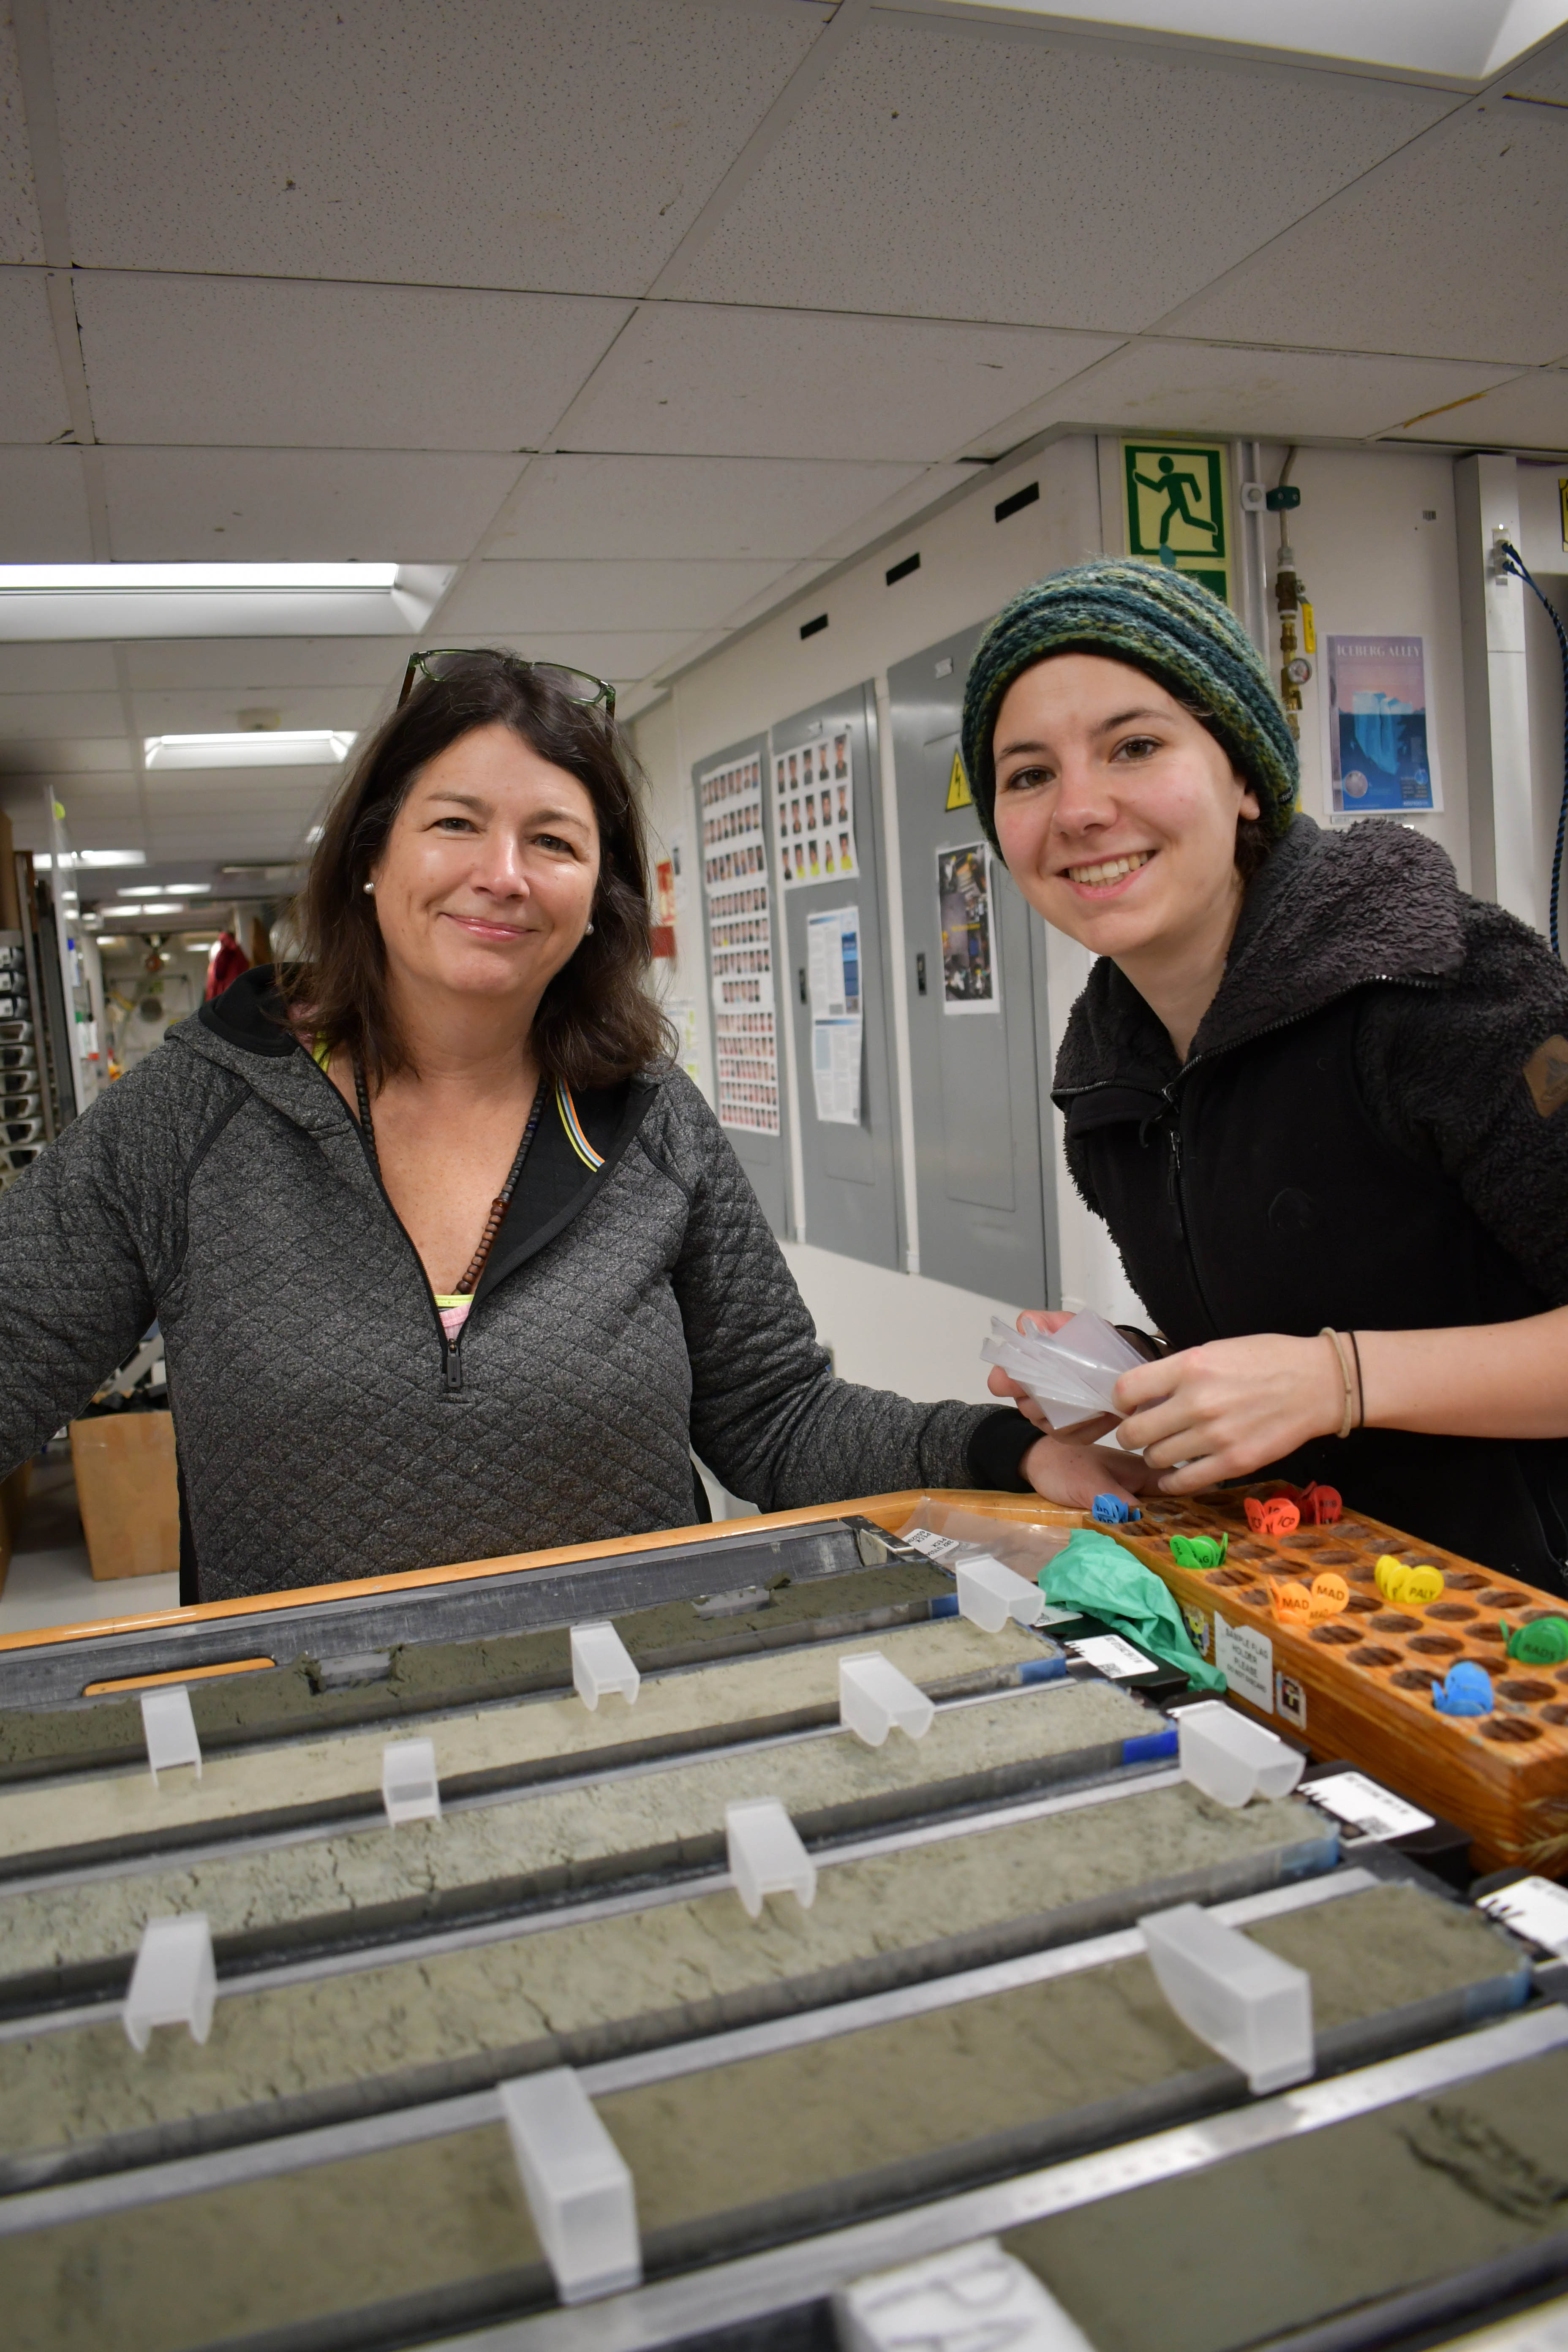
[{"xmin": 960, "ymin": 558, "xmax": 1298, "ymax": 856}]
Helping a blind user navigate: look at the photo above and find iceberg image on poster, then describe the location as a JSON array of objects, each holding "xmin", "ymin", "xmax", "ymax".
[{"xmin": 1326, "ymin": 636, "xmax": 1438, "ymax": 814}]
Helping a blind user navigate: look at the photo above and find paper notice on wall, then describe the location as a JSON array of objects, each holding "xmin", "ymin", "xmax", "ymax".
[
  {"xmin": 776, "ymin": 731, "xmax": 858, "ymax": 890},
  {"xmin": 699, "ymin": 751, "xmax": 779, "ymax": 1137},
  {"xmin": 938, "ymin": 843, "xmax": 1001, "ymax": 1014},
  {"xmin": 806, "ymin": 904, "xmax": 863, "ymax": 1126},
  {"xmin": 1327, "ymin": 635, "xmax": 1440, "ymax": 815}
]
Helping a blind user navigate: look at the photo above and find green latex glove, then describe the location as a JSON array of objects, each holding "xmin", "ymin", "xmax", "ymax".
[{"xmin": 1041, "ymin": 1527, "xmax": 1227, "ymax": 1693}]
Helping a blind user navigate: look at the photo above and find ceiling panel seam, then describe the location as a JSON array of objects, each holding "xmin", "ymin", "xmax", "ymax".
[
  {"xmin": 9, "ymin": 269, "xmax": 1549, "ymax": 367},
  {"xmin": 648, "ymin": 0, "xmax": 874, "ymax": 297}
]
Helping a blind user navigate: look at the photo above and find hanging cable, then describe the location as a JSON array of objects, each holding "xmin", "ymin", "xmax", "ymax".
[{"xmin": 1494, "ymin": 539, "xmax": 1568, "ymax": 961}]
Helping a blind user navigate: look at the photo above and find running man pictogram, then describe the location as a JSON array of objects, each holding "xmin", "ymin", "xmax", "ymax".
[{"xmin": 1132, "ymin": 453, "xmax": 1220, "ymax": 546}]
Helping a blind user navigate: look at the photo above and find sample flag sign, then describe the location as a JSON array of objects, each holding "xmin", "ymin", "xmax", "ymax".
[
  {"xmin": 1122, "ymin": 440, "xmax": 1231, "ymax": 607},
  {"xmin": 1326, "ymin": 635, "xmax": 1439, "ymax": 814}
]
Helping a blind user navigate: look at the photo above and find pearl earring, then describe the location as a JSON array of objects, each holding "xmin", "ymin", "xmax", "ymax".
[
  {"xmin": 584, "ymin": 920, "xmax": 594, "ymax": 936},
  {"xmin": 363, "ymin": 881, "xmax": 374, "ymax": 895}
]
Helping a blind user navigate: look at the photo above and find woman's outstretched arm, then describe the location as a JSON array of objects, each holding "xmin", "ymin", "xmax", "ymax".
[{"xmin": 1110, "ymin": 1309, "xmax": 1568, "ymax": 1493}]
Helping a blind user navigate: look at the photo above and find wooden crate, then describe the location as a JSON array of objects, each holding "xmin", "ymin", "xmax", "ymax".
[
  {"xmin": 69, "ymin": 1412, "xmax": 180, "ymax": 1580},
  {"xmin": 1116, "ymin": 1489, "xmax": 1568, "ymax": 1875}
]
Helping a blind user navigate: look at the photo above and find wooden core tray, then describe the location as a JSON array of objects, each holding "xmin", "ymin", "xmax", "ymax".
[{"xmin": 1114, "ymin": 1491, "xmax": 1568, "ymax": 1875}]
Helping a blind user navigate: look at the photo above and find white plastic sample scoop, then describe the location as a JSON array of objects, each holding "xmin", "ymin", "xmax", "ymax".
[
  {"xmin": 1140, "ymin": 1901, "xmax": 1314, "ymax": 2093},
  {"xmin": 1177, "ymin": 1700, "xmax": 1305, "ymax": 1808},
  {"xmin": 140, "ymin": 1684, "xmax": 202, "ymax": 1785},
  {"xmin": 726, "ymin": 1796, "xmax": 818, "ymax": 1918},
  {"xmin": 123, "ymin": 1913, "xmax": 216, "ymax": 2052},
  {"xmin": 954, "ymin": 1552, "xmax": 1047, "ymax": 1633},
  {"xmin": 571, "ymin": 1621, "xmax": 641, "ymax": 1711},
  {"xmin": 499, "ymin": 2066, "xmax": 642, "ymax": 2303},
  {"xmin": 839, "ymin": 1650, "xmax": 935, "ymax": 1747}
]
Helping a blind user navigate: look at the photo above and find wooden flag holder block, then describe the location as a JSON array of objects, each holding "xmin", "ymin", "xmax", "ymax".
[{"xmin": 1113, "ymin": 1488, "xmax": 1568, "ymax": 1875}]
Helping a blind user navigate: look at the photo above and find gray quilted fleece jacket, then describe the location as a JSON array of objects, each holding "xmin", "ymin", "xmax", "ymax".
[{"xmin": 0, "ymin": 971, "xmax": 1032, "ymax": 1600}]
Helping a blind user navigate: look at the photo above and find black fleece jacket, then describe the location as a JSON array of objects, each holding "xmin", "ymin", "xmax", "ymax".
[{"xmin": 1053, "ymin": 816, "xmax": 1568, "ymax": 1592}]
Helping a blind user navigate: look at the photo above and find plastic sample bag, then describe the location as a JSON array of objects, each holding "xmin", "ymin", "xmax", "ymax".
[{"xmin": 980, "ymin": 1309, "xmax": 1147, "ymax": 1434}]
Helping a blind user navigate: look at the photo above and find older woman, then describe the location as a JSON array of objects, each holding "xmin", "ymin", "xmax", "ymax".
[
  {"xmin": 969, "ymin": 561, "xmax": 1568, "ymax": 1593},
  {"xmin": 0, "ymin": 650, "xmax": 1046, "ymax": 1602}
]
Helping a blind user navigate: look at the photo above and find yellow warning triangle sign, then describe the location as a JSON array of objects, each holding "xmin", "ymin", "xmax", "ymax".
[{"xmin": 945, "ymin": 749, "xmax": 973, "ymax": 810}]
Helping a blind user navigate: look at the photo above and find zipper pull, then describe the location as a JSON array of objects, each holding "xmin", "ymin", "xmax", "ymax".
[{"xmin": 445, "ymin": 1336, "xmax": 464, "ymax": 1394}]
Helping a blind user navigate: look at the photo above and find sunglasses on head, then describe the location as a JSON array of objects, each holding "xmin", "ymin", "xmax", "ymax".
[{"xmin": 398, "ymin": 649, "xmax": 616, "ymax": 719}]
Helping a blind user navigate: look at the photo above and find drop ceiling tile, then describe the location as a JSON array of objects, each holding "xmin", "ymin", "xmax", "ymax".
[
  {"xmin": 1168, "ymin": 96, "xmax": 1568, "ymax": 363},
  {"xmin": 995, "ymin": 338, "xmax": 1524, "ymax": 442},
  {"xmin": 0, "ymin": 272, "xmax": 73, "ymax": 441},
  {"xmin": 0, "ymin": 643, "xmax": 118, "ymax": 693},
  {"xmin": 1387, "ymin": 368, "xmax": 1568, "ymax": 449},
  {"xmin": 49, "ymin": 0, "xmax": 819, "ymax": 291},
  {"xmin": 487, "ymin": 454, "xmax": 929, "ymax": 560},
  {"xmin": 555, "ymin": 305, "xmax": 1122, "ymax": 460},
  {"xmin": 122, "ymin": 640, "xmax": 412, "ymax": 692},
  {"xmin": 0, "ymin": 447, "xmax": 95, "ymax": 560},
  {"xmin": 677, "ymin": 17, "xmax": 1454, "ymax": 329},
  {"xmin": 0, "ymin": 690, "xmax": 126, "ymax": 738},
  {"xmin": 131, "ymin": 687, "xmax": 383, "ymax": 736},
  {"xmin": 77, "ymin": 275, "xmax": 633, "ymax": 450},
  {"xmin": 0, "ymin": 18, "xmax": 43, "ymax": 265},
  {"xmin": 101, "ymin": 448, "xmax": 522, "ymax": 560},
  {"xmin": 0, "ymin": 736, "xmax": 131, "ymax": 774},
  {"xmin": 452, "ymin": 629, "xmax": 701, "ymax": 680},
  {"xmin": 438, "ymin": 558, "xmax": 796, "ymax": 636}
]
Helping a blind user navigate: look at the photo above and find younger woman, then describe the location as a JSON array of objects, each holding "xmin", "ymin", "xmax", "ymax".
[{"xmin": 966, "ymin": 560, "xmax": 1568, "ymax": 1592}]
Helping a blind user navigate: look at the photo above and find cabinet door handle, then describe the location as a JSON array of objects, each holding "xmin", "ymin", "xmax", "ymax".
[{"xmin": 915, "ymin": 952, "xmax": 928, "ymax": 996}]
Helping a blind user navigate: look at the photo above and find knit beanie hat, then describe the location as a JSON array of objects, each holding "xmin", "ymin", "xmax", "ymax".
[{"xmin": 960, "ymin": 557, "xmax": 1298, "ymax": 855}]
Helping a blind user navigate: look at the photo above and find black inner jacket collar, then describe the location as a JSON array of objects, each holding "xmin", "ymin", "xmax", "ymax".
[
  {"xmin": 1053, "ymin": 814, "xmax": 1468, "ymax": 1114},
  {"xmin": 199, "ymin": 968, "xmax": 657, "ymax": 1293}
]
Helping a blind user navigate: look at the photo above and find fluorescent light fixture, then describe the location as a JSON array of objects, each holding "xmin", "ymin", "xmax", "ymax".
[
  {"xmin": 101, "ymin": 900, "xmax": 182, "ymax": 917},
  {"xmin": 0, "ymin": 563, "xmax": 452, "ymax": 641},
  {"xmin": 5, "ymin": 563, "xmax": 397, "ymax": 591},
  {"xmin": 35, "ymin": 850, "xmax": 147, "ymax": 870},
  {"xmin": 122, "ymin": 882, "xmax": 210, "ymax": 896},
  {"xmin": 940, "ymin": 0, "xmax": 1568, "ymax": 76},
  {"xmin": 144, "ymin": 729, "xmax": 357, "ymax": 768}
]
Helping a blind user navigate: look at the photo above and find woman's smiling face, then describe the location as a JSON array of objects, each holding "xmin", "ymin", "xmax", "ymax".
[
  {"xmin": 990, "ymin": 653, "xmax": 1259, "ymax": 962},
  {"xmin": 371, "ymin": 720, "xmax": 600, "ymax": 1007}
]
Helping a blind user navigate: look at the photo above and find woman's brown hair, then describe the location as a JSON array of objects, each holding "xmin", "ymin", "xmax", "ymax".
[{"xmin": 282, "ymin": 651, "xmax": 670, "ymax": 1088}]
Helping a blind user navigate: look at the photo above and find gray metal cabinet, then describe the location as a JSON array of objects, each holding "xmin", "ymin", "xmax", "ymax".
[
  {"xmin": 690, "ymin": 730, "xmax": 792, "ymax": 1241},
  {"xmin": 888, "ymin": 623, "xmax": 1057, "ymax": 1307},
  {"xmin": 772, "ymin": 683, "xmax": 903, "ymax": 1270}
]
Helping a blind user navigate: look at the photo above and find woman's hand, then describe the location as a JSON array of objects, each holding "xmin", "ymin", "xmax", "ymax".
[
  {"xmin": 1111, "ymin": 1334, "xmax": 1344, "ymax": 1493},
  {"xmin": 1021, "ymin": 1429, "xmax": 1154, "ymax": 1511}
]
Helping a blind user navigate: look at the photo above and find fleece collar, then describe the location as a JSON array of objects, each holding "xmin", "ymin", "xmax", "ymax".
[
  {"xmin": 1054, "ymin": 815, "xmax": 1467, "ymax": 1101},
  {"xmin": 178, "ymin": 967, "xmax": 659, "ymax": 1290}
]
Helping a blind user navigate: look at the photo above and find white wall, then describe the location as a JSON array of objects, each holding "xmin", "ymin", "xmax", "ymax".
[
  {"xmin": 632, "ymin": 432, "xmax": 1488, "ymax": 1399},
  {"xmin": 1515, "ymin": 461, "xmax": 1568, "ymax": 942},
  {"xmin": 1252, "ymin": 442, "xmax": 1472, "ymax": 888}
]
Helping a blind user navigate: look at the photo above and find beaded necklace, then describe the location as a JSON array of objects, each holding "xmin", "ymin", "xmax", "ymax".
[{"xmin": 352, "ymin": 1059, "xmax": 547, "ymax": 1298}]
